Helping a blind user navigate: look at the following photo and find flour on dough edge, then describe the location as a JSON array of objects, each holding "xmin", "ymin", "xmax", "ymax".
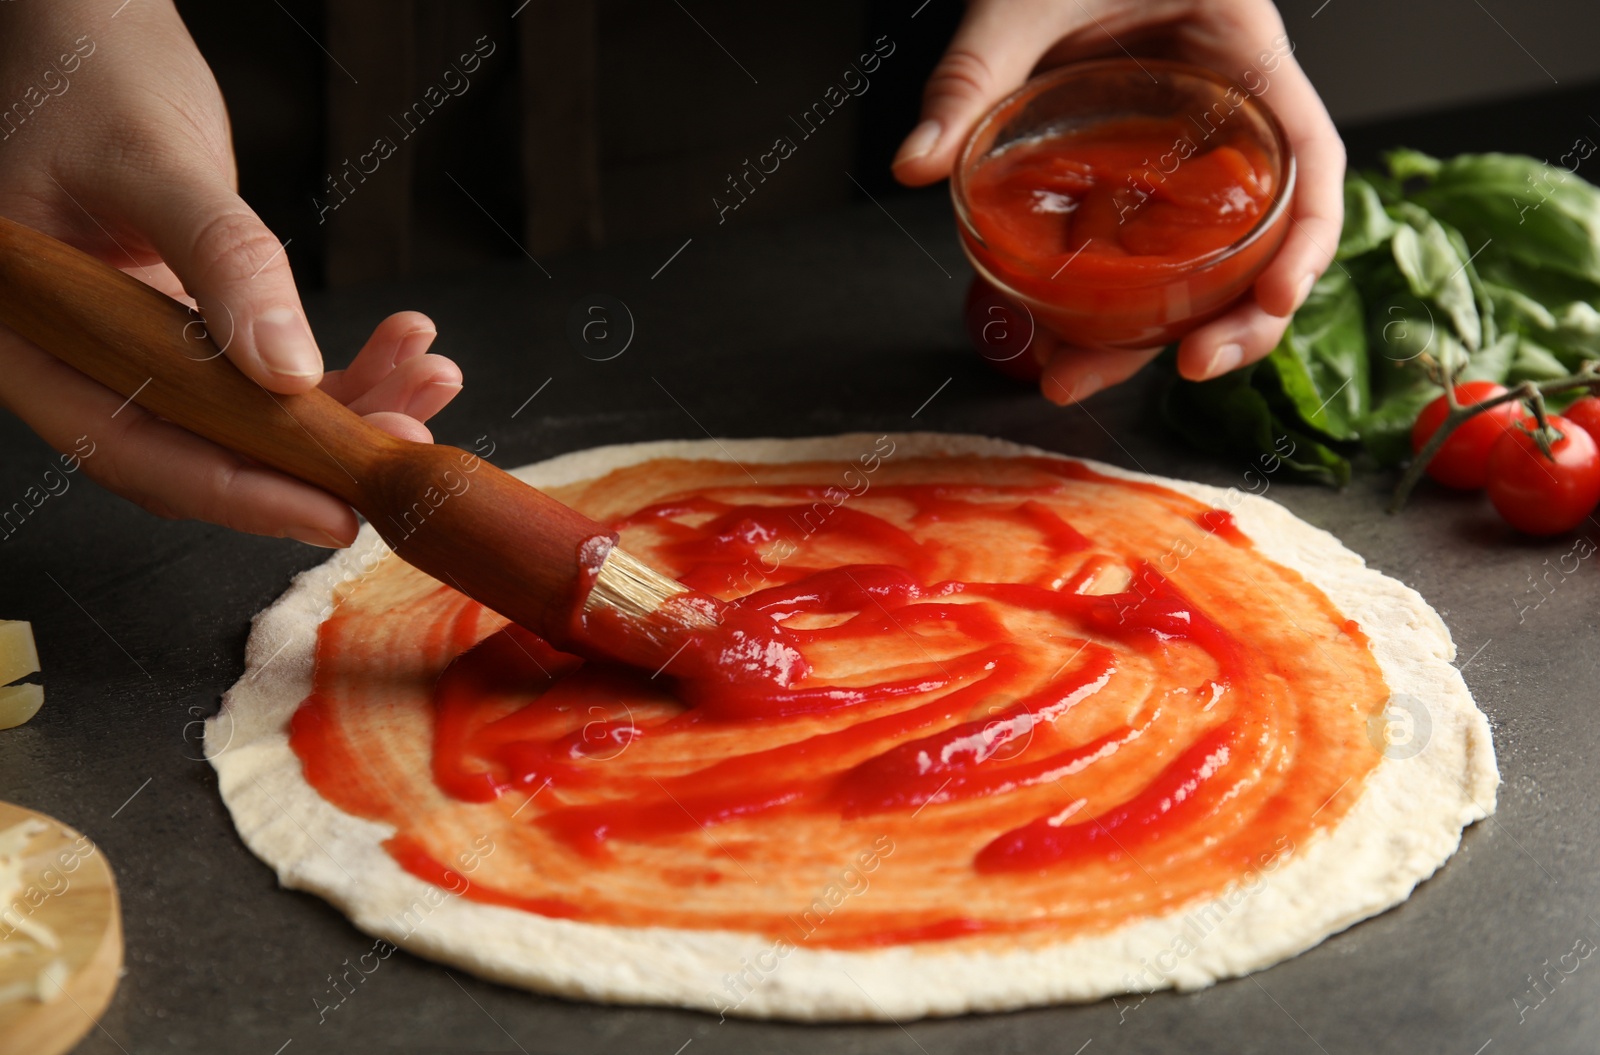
[{"xmin": 205, "ymin": 432, "xmax": 1499, "ymax": 1021}]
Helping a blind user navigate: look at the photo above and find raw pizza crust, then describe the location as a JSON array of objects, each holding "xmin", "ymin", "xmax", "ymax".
[{"xmin": 206, "ymin": 433, "xmax": 1499, "ymax": 1021}]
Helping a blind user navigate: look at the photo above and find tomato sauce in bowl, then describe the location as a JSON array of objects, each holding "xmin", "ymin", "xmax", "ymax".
[{"xmin": 953, "ymin": 60, "xmax": 1295, "ymax": 350}]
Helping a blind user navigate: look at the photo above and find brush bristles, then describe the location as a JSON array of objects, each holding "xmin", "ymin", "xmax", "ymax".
[{"xmin": 588, "ymin": 547, "xmax": 711, "ymax": 625}]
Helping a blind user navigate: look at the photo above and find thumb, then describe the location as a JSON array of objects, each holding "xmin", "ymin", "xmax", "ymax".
[
  {"xmin": 892, "ymin": 6, "xmax": 1045, "ymax": 187},
  {"xmin": 120, "ymin": 177, "xmax": 323, "ymax": 393}
]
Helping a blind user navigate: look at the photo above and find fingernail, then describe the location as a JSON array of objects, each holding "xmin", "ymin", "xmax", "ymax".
[
  {"xmin": 394, "ymin": 328, "xmax": 436, "ymax": 366},
  {"xmin": 893, "ymin": 120, "xmax": 942, "ymax": 167},
  {"xmin": 1293, "ymin": 274, "xmax": 1316, "ymax": 311},
  {"xmin": 1204, "ymin": 343, "xmax": 1244, "ymax": 380},
  {"xmin": 287, "ymin": 526, "xmax": 346, "ymax": 548},
  {"xmin": 1069, "ymin": 373, "xmax": 1104, "ymax": 404},
  {"xmin": 413, "ymin": 380, "xmax": 462, "ymax": 416},
  {"xmin": 254, "ymin": 307, "xmax": 321, "ymax": 378}
]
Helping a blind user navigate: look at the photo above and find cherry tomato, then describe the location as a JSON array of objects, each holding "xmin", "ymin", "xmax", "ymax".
[
  {"xmin": 1486, "ymin": 415, "xmax": 1600, "ymax": 536},
  {"xmin": 1560, "ymin": 394, "xmax": 1600, "ymax": 446},
  {"xmin": 1410, "ymin": 381, "xmax": 1519, "ymax": 490},
  {"xmin": 964, "ymin": 277, "xmax": 1044, "ymax": 383}
]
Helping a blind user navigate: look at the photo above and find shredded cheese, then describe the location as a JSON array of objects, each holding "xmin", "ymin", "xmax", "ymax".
[{"xmin": 0, "ymin": 819, "xmax": 65, "ymax": 1005}]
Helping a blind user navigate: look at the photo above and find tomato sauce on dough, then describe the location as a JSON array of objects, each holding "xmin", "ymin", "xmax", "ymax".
[{"xmin": 291, "ymin": 450, "xmax": 1388, "ymax": 949}]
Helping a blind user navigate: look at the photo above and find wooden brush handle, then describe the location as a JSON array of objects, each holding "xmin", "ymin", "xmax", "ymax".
[{"xmin": 0, "ymin": 215, "xmax": 612, "ymax": 645}]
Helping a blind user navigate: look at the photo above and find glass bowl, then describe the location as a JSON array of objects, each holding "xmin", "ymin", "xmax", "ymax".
[{"xmin": 952, "ymin": 58, "xmax": 1296, "ymax": 351}]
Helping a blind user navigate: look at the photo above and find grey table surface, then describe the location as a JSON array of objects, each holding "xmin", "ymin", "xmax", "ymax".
[{"xmin": 2, "ymin": 189, "xmax": 1595, "ymax": 1055}]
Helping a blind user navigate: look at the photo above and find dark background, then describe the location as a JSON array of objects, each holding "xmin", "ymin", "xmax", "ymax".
[{"xmin": 176, "ymin": 0, "xmax": 1600, "ymax": 289}]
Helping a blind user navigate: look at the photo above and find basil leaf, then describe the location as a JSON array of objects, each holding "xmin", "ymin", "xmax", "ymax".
[
  {"xmin": 1261, "ymin": 268, "xmax": 1369, "ymax": 440},
  {"xmin": 1482, "ymin": 277, "xmax": 1600, "ymax": 368},
  {"xmin": 1552, "ymin": 301, "xmax": 1600, "ymax": 361},
  {"xmin": 1384, "ymin": 148, "xmax": 1442, "ymax": 183},
  {"xmin": 1158, "ymin": 364, "xmax": 1351, "ymax": 486},
  {"xmin": 1399, "ymin": 151, "xmax": 1600, "ymax": 286},
  {"xmin": 1441, "ymin": 217, "xmax": 1498, "ymax": 347},
  {"xmin": 1158, "ymin": 148, "xmax": 1600, "ymax": 488},
  {"xmin": 1389, "ymin": 206, "xmax": 1482, "ymax": 352},
  {"xmin": 1369, "ymin": 292, "xmax": 1445, "ymax": 368},
  {"xmin": 1339, "ymin": 176, "xmax": 1399, "ymax": 260},
  {"xmin": 1484, "ymin": 280, "xmax": 1559, "ymax": 332},
  {"xmin": 1477, "ymin": 254, "xmax": 1600, "ymax": 309},
  {"xmin": 1360, "ymin": 316, "xmax": 1457, "ymax": 469},
  {"xmin": 1272, "ymin": 425, "xmax": 1354, "ymax": 487},
  {"xmin": 1460, "ymin": 332, "xmax": 1516, "ymax": 383},
  {"xmin": 1358, "ymin": 372, "xmax": 1439, "ymax": 468},
  {"xmin": 1509, "ymin": 335, "xmax": 1573, "ymax": 382}
]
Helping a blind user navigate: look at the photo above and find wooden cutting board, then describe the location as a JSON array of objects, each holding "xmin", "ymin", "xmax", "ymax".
[{"xmin": 0, "ymin": 802, "xmax": 122, "ymax": 1055}]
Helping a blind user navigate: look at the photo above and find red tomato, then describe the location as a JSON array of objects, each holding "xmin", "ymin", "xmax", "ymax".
[
  {"xmin": 1561, "ymin": 394, "xmax": 1600, "ymax": 445},
  {"xmin": 964, "ymin": 277, "xmax": 1044, "ymax": 383},
  {"xmin": 1486, "ymin": 415, "xmax": 1600, "ymax": 536},
  {"xmin": 1410, "ymin": 381, "xmax": 1519, "ymax": 490}
]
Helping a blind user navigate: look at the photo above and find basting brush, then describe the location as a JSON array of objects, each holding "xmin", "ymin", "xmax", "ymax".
[{"xmin": 0, "ymin": 215, "xmax": 710, "ymax": 667}]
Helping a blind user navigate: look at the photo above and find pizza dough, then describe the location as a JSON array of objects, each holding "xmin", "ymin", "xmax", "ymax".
[{"xmin": 206, "ymin": 434, "xmax": 1498, "ymax": 1020}]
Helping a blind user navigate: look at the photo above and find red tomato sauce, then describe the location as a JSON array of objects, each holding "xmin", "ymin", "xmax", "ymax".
[
  {"xmin": 289, "ymin": 452, "xmax": 1387, "ymax": 949},
  {"xmin": 960, "ymin": 118, "xmax": 1287, "ymax": 348}
]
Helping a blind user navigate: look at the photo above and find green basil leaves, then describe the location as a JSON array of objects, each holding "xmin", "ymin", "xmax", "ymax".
[{"xmin": 1161, "ymin": 148, "xmax": 1600, "ymax": 483}]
